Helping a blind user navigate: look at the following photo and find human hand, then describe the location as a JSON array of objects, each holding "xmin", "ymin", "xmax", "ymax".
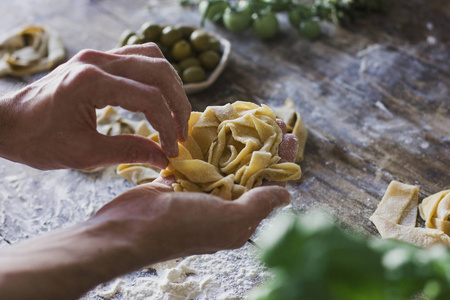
[
  {"xmin": 0, "ymin": 181, "xmax": 290, "ymax": 300},
  {"xmin": 89, "ymin": 182, "xmax": 291, "ymax": 265},
  {"xmin": 0, "ymin": 43, "xmax": 190, "ymax": 170}
]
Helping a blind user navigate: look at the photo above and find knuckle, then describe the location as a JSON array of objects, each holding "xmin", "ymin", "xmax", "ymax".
[
  {"xmin": 146, "ymin": 42, "xmax": 161, "ymax": 52},
  {"xmin": 66, "ymin": 64, "xmax": 101, "ymax": 87},
  {"xmin": 147, "ymin": 85, "xmax": 163, "ymax": 99},
  {"xmin": 74, "ymin": 49, "xmax": 103, "ymax": 63},
  {"xmin": 154, "ymin": 57, "xmax": 172, "ymax": 70}
]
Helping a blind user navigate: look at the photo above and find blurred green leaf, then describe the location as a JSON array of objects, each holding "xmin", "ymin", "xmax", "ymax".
[{"xmin": 249, "ymin": 212, "xmax": 450, "ymax": 300}]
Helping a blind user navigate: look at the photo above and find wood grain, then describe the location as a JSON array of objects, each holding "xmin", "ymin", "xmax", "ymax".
[{"xmin": 0, "ymin": 0, "xmax": 449, "ymax": 297}]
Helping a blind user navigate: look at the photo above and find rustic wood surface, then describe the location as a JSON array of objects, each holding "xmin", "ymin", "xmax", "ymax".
[{"xmin": 0, "ymin": 0, "xmax": 449, "ymax": 298}]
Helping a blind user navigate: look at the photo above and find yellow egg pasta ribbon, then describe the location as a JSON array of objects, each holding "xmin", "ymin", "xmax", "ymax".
[
  {"xmin": 157, "ymin": 101, "xmax": 301, "ymax": 200},
  {"xmin": 370, "ymin": 181, "xmax": 450, "ymax": 248},
  {"xmin": 0, "ymin": 25, "xmax": 65, "ymax": 77},
  {"xmin": 419, "ymin": 190, "xmax": 450, "ymax": 235}
]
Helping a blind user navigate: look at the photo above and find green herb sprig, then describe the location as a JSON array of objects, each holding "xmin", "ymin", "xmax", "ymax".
[{"xmin": 248, "ymin": 213, "xmax": 450, "ymax": 300}]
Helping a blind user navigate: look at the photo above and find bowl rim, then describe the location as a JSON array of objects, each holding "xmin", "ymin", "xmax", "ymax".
[{"xmin": 182, "ymin": 28, "xmax": 231, "ymax": 94}]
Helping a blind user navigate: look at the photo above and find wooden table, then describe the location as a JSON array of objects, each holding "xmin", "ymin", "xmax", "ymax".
[{"xmin": 1, "ymin": 0, "xmax": 449, "ymax": 298}]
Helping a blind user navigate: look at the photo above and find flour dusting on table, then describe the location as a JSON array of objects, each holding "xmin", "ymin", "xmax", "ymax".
[{"xmin": 89, "ymin": 244, "xmax": 271, "ymax": 300}]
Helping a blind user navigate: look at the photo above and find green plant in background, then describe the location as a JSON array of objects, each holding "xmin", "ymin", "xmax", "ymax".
[
  {"xmin": 247, "ymin": 213, "xmax": 450, "ymax": 300},
  {"xmin": 179, "ymin": 0, "xmax": 389, "ymax": 39}
]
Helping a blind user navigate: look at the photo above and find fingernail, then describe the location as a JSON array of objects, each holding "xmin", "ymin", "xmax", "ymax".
[
  {"xmin": 151, "ymin": 152, "xmax": 168, "ymax": 169},
  {"xmin": 182, "ymin": 126, "xmax": 189, "ymax": 141},
  {"xmin": 260, "ymin": 186, "xmax": 291, "ymax": 207},
  {"xmin": 179, "ymin": 128, "xmax": 188, "ymax": 142},
  {"xmin": 272, "ymin": 186, "xmax": 291, "ymax": 206},
  {"xmin": 160, "ymin": 140, "xmax": 179, "ymax": 158}
]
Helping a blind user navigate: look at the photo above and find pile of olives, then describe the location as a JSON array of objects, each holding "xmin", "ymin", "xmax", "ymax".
[{"xmin": 120, "ymin": 23, "xmax": 223, "ymax": 84}]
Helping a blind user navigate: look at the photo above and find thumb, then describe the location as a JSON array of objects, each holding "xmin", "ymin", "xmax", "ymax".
[
  {"xmin": 235, "ymin": 186, "xmax": 291, "ymax": 220},
  {"xmin": 92, "ymin": 134, "xmax": 169, "ymax": 169}
]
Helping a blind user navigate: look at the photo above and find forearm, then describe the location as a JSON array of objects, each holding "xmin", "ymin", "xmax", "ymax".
[{"xmin": 0, "ymin": 221, "xmax": 140, "ymax": 300}]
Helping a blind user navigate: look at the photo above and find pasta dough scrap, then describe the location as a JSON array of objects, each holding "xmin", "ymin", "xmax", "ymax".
[
  {"xmin": 370, "ymin": 181, "xmax": 450, "ymax": 248},
  {"xmin": 82, "ymin": 106, "xmax": 160, "ymax": 180},
  {"xmin": 0, "ymin": 25, "xmax": 65, "ymax": 77},
  {"xmin": 419, "ymin": 190, "xmax": 450, "ymax": 235},
  {"xmin": 275, "ymin": 98, "xmax": 307, "ymax": 163},
  {"xmin": 156, "ymin": 101, "xmax": 301, "ymax": 200},
  {"xmin": 117, "ymin": 164, "xmax": 161, "ymax": 185}
]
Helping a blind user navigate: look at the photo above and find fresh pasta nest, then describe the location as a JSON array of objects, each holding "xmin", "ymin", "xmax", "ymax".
[
  {"xmin": 157, "ymin": 101, "xmax": 301, "ymax": 200},
  {"xmin": 0, "ymin": 25, "xmax": 65, "ymax": 77},
  {"xmin": 95, "ymin": 100, "xmax": 305, "ymax": 200}
]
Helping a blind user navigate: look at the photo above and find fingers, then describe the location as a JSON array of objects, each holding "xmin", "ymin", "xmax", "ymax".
[
  {"xmin": 279, "ymin": 133, "xmax": 299, "ymax": 163},
  {"xmin": 74, "ymin": 67, "xmax": 180, "ymax": 157},
  {"xmin": 101, "ymin": 55, "xmax": 190, "ymax": 143},
  {"xmin": 74, "ymin": 43, "xmax": 191, "ymax": 157},
  {"xmin": 90, "ymin": 133, "xmax": 168, "ymax": 169},
  {"xmin": 137, "ymin": 181, "xmax": 174, "ymax": 194},
  {"xmin": 153, "ymin": 175, "xmax": 177, "ymax": 187},
  {"xmin": 276, "ymin": 118, "xmax": 287, "ymax": 135},
  {"xmin": 235, "ymin": 186, "xmax": 291, "ymax": 220},
  {"xmin": 107, "ymin": 43, "xmax": 165, "ymax": 59},
  {"xmin": 221, "ymin": 186, "xmax": 291, "ymax": 248}
]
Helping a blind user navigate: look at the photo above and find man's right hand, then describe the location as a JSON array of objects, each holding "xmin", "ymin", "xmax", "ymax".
[{"xmin": 0, "ymin": 43, "xmax": 191, "ymax": 170}]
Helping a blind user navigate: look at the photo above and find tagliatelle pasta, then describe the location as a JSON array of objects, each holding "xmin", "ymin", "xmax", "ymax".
[
  {"xmin": 0, "ymin": 25, "xmax": 65, "ymax": 77},
  {"xmin": 82, "ymin": 106, "xmax": 160, "ymax": 176},
  {"xmin": 419, "ymin": 190, "xmax": 450, "ymax": 235},
  {"xmin": 116, "ymin": 101, "xmax": 302, "ymax": 200},
  {"xmin": 370, "ymin": 181, "xmax": 450, "ymax": 248},
  {"xmin": 95, "ymin": 101, "xmax": 305, "ymax": 199},
  {"xmin": 158, "ymin": 101, "xmax": 301, "ymax": 200}
]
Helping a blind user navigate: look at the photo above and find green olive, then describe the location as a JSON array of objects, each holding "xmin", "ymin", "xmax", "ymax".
[
  {"xmin": 300, "ymin": 20, "xmax": 321, "ymax": 39},
  {"xmin": 156, "ymin": 43, "xmax": 168, "ymax": 57},
  {"xmin": 140, "ymin": 22, "xmax": 162, "ymax": 42},
  {"xmin": 288, "ymin": 5, "xmax": 313, "ymax": 28},
  {"xmin": 288, "ymin": 9, "xmax": 302, "ymax": 27},
  {"xmin": 198, "ymin": 50, "xmax": 220, "ymax": 70},
  {"xmin": 223, "ymin": 3, "xmax": 253, "ymax": 33},
  {"xmin": 126, "ymin": 34, "xmax": 144, "ymax": 45},
  {"xmin": 179, "ymin": 57, "xmax": 201, "ymax": 71},
  {"xmin": 190, "ymin": 29, "xmax": 211, "ymax": 52},
  {"xmin": 160, "ymin": 26, "xmax": 183, "ymax": 47},
  {"xmin": 208, "ymin": 38, "xmax": 221, "ymax": 52},
  {"xmin": 175, "ymin": 25, "xmax": 195, "ymax": 39},
  {"xmin": 119, "ymin": 30, "xmax": 135, "ymax": 46},
  {"xmin": 171, "ymin": 40, "xmax": 192, "ymax": 61},
  {"xmin": 182, "ymin": 66, "xmax": 206, "ymax": 83},
  {"xmin": 252, "ymin": 12, "xmax": 279, "ymax": 39},
  {"xmin": 159, "ymin": 44, "xmax": 173, "ymax": 61}
]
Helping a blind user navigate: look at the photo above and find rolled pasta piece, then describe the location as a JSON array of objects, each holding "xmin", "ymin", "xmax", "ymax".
[
  {"xmin": 0, "ymin": 25, "xmax": 65, "ymax": 76},
  {"xmin": 370, "ymin": 181, "xmax": 450, "ymax": 248},
  {"xmin": 419, "ymin": 190, "xmax": 450, "ymax": 235}
]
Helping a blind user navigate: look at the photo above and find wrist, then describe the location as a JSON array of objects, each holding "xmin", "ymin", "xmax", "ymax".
[
  {"xmin": 0, "ymin": 220, "xmax": 137, "ymax": 300},
  {"xmin": 0, "ymin": 93, "xmax": 14, "ymax": 157},
  {"xmin": 0, "ymin": 90, "xmax": 26, "ymax": 163}
]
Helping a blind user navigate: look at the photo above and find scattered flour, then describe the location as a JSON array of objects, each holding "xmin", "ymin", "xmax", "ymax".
[{"xmin": 90, "ymin": 244, "xmax": 271, "ymax": 300}]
